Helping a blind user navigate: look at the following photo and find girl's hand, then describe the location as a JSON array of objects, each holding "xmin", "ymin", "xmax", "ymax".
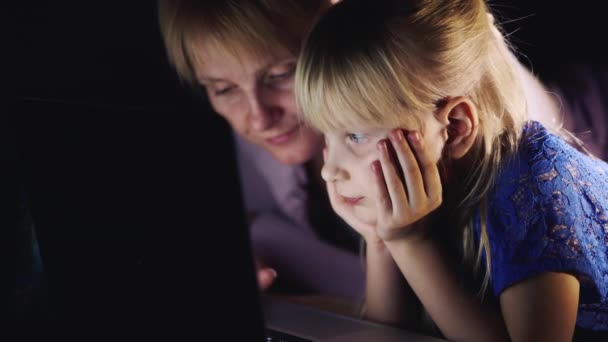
[
  {"xmin": 372, "ymin": 129, "xmax": 442, "ymax": 242},
  {"xmin": 323, "ymin": 148, "xmax": 384, "ymax": 246}
]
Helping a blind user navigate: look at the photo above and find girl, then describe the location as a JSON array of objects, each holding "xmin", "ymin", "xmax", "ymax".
[{"xmin": 295, "ymin": 0, "xmax": 608, "ymax": 341}]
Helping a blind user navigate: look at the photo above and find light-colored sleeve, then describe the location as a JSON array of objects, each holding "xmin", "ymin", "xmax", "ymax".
[
  {"xmin": 234, "ymin": 134, "xmax": 276, "ymax": 214},
  {"xmin": 250, "ymin": 211, "xmax": 364, "ymax": 300}
]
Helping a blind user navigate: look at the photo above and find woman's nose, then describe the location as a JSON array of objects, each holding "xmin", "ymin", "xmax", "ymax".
[{"xmin": 248, "ymin": 90, "xmax": 283, "ymax": 132}]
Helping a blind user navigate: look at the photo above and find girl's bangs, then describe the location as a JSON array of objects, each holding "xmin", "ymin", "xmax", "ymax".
[{"xmin": 299, "ymin": 55, "xmax": 420, "ymax": 133}]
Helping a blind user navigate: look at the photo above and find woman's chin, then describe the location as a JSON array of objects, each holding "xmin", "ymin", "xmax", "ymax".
[
  {"xmin": 269, "ymin": 142, "xmax": 320, "ymax": 166},
  {"xmin": 267, "ymin": 129, "xmax": 323, "ymax": 165},
  {"xmin": 271, "ymin": 150, "xmax": 312, "ymax": 165}
]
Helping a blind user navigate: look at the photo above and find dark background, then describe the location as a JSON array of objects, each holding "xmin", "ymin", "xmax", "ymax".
[
  {"xmin": 11, "ymin": 1, "xmax": 188, "ymax": 108},
  {"xmin": 7, "ymin": 1, "xmax": 266, "ymax": 340},
  {"xmin": 489, "ymin": 0, "xmax": 607, "ymax": 79},
  {"xmin": 10, "ymin": 0, "xmax": 608, "ymax": 106},
  {"xmin": 5, "ymin": 0, "xmax": 607, "ymax": 339}
]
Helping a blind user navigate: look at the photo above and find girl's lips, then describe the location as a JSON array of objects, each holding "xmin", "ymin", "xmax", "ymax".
[
  {"xmin": 342, "ymin": 196, "xmax": 364, "ymax": 205},
  {"xmin": 266, "ymin": 126, "xmax": 299, "ymax": 145}
]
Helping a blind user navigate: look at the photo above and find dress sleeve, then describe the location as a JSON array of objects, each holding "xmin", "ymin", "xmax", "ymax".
[{"xmin": 485, "ymin": 128, "xmax": 608, "ymax": 304}]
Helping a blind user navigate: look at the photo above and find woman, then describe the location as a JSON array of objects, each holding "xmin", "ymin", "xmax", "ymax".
[{"xmin": 157, "ymin": 0, "xmax": 364, "ymax": 300}]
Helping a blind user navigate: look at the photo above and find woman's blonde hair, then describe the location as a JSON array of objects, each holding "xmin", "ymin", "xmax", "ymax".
[
  {"xmin": 158, "ymin": 0, "xmax": 325, "ymax": 84},
  {"xmin": 296, "ymin": 0, "xmax": 530, "ymax": 295}
]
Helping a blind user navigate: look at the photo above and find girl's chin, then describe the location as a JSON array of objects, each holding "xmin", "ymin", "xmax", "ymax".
[{"xmin": 353, "ymin": 208, "xmax": 377, "ymax": 226}]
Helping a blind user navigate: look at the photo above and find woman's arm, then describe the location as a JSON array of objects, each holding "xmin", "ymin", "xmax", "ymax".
[{"xmin": 250, "ymin": 212, "xmax": 365, "ymax": 299}]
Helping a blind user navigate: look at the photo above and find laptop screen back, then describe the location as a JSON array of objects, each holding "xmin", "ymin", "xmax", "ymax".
[{"xmin": 17, "ymin": 100, "xmax": 267, "ymax": 340}]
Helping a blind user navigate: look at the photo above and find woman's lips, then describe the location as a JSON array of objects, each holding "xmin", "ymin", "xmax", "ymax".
[
  {"xmin": 342, "ymin": 196, "xmax": 364, "ymax": 205},
  {"xmin": 266, "ymin": 126, "xmax": 299, "ymax": 146}
]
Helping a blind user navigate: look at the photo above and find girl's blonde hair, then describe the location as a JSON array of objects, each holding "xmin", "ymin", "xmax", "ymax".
[
  {"xmin": 296, "ymin": 0, "xmax": 530, "ymax": 295},
  {"xmin": 158, "ymin": 0, "xmax": 325, "ymax": 84}
]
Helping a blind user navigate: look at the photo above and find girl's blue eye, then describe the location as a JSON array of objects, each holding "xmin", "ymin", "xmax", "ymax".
[{"xmin": 347, "ymin": 133, "xmax": 367, "ymax": 144}]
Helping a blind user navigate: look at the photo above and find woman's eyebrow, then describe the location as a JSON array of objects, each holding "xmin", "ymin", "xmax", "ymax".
[
  {"xmin": 197, "ymin": 76, "xmax": 227, "ymax": 84},
  {"xmin": 197, "ymin": 59, "xmax": 295, "ymax": 84}
]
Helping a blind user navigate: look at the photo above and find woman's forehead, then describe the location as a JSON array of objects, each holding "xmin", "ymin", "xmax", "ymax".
[{"xmin": 188, "ymin": 37, "xmax": 294, "ymax": 81}]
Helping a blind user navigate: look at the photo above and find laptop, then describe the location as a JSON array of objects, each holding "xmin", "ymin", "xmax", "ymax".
[{"xmin": 15, "ymin": 99, "xmax": 445, "ymax": 341}]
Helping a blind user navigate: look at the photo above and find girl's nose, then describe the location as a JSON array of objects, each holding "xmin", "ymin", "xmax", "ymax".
[{"xmin": 321, "ymin": 152, "xmax": 348, "ymax": 182}]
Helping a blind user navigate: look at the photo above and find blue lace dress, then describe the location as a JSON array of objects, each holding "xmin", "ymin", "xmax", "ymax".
[{"xmin": 474, "ymin": 121, "xmax": 608, "ymax": 332}]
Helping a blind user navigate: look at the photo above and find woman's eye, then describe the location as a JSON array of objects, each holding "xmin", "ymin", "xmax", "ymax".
[
  {"xmin": 267, "ymin": 65, "xmax": 295, "ymax": 82},
  {"xmin": 214, "ymin": 86, "xmax": 235, "ymax": 96},
  {"xmin": 268, "ymin": 72, "xmax": 290, "ymax": 81},
  {"xmin": 347, "ymin": 133, "xmax": 367, "ymax": 144}
]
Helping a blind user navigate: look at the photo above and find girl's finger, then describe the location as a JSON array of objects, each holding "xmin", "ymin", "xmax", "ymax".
[
  {"xmin": 390, "ymin": 129, "xmax": 426, "ymax": 205},
  {"xmin": 406, "ymin": 131, "xmax": 442, "ymax": 201},
  {"xmin": 377, "ymin": 139, "xmax": 408, "ymax": 215}
]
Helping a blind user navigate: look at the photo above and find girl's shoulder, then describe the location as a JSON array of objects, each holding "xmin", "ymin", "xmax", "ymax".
[
  {"xmin": 491, "ymin": 120, "xmax": 608, "ymax": 225},
  {"xmin": 506, "ymin": 120, "xmax": 608, "ymax": 194}
]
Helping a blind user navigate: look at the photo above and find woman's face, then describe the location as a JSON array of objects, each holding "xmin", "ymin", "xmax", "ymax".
[{"xmin": 192, "ymin": 42, "xmax": 323, "ymax": 166}]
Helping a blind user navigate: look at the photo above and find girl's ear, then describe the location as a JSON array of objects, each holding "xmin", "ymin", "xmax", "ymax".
[{"xmin": 437, "ymin": 97, "xmax": 479, "ymax": 160}]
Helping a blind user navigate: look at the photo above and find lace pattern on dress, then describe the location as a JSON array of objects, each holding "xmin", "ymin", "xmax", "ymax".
[{"xmin": 476, "ymin": 121, "xmax": 608, "ymax": 331}]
